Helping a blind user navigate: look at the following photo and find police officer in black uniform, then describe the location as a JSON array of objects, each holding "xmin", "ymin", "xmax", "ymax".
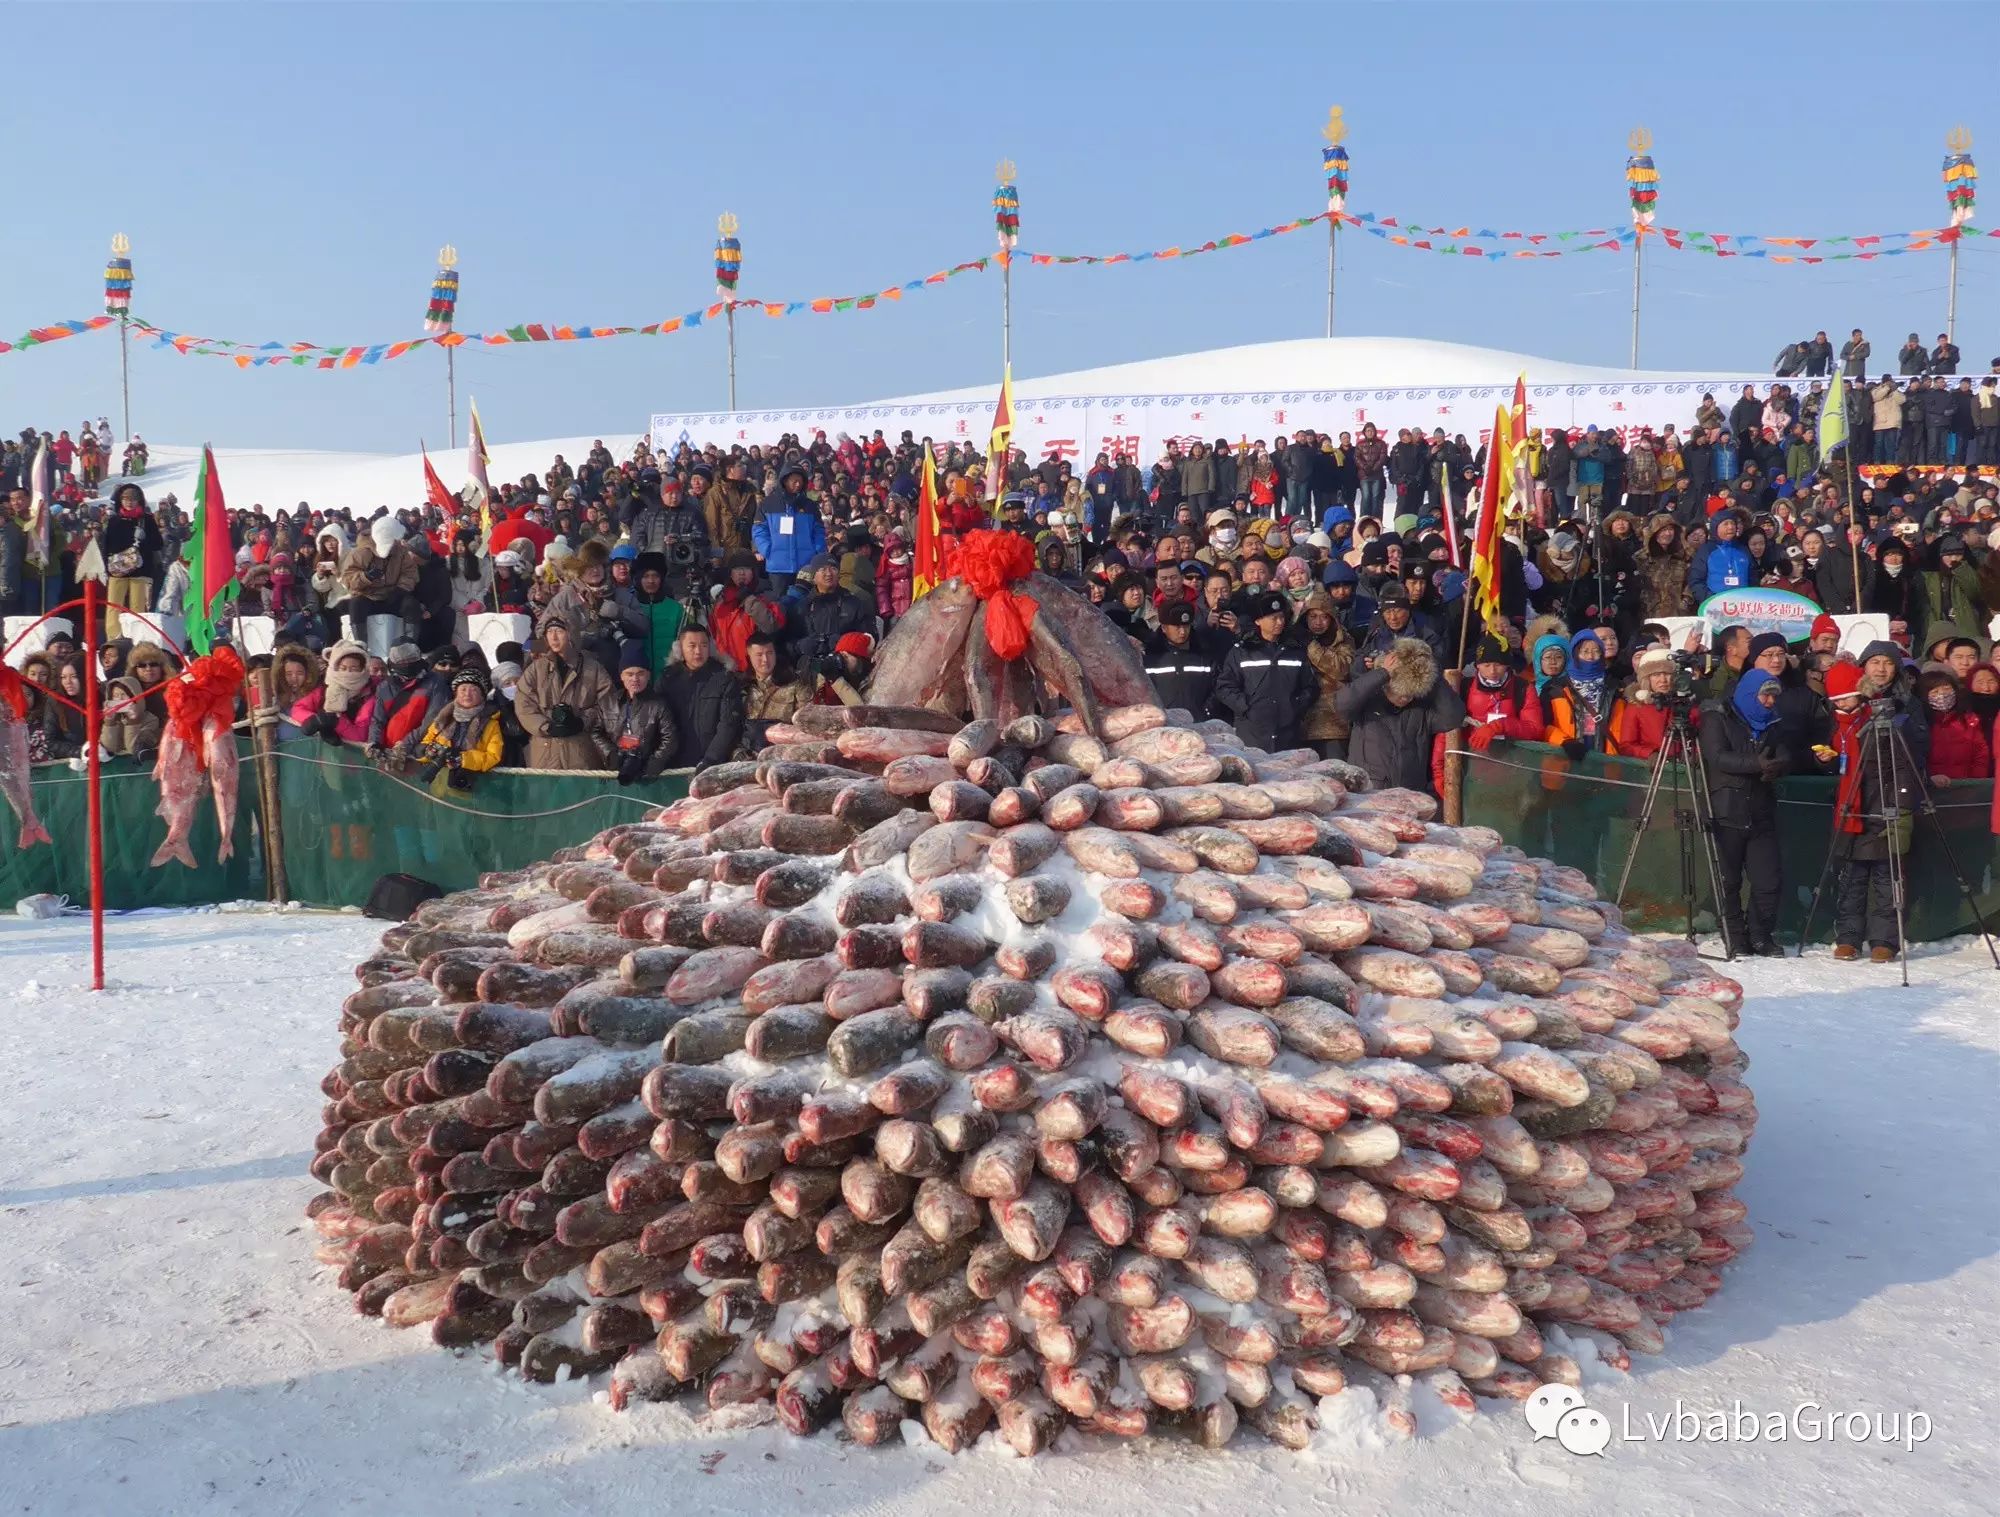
[
  {"xmin": 1212, "ymin": 590, "xmax": 1319, "ymax": 752},
  {"xmin": 1142, "ymin": 600, "xmax": 1222, "ymax": 718}
]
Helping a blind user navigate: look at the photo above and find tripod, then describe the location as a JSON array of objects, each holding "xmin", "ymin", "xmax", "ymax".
[
  {"xmin": 1615, "ymin": 702, "xmax": 1736, "ymax": 960},
  {"xmin": 1796, "ymin": 707, "xmax": 2000, "ymax": 986}
]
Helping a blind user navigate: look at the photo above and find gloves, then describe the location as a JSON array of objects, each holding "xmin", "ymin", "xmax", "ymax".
[
  {"xmin": 811, "ymin": 656, "xmax": 842, "ymax": 684},
  {"xmin": 298, "ymin": 713, "xmax": 323, "ymax": 737},
  {"xmin": 1757, "ymin": 756, "xmax": 1787, "ymax": 780},
  {"xmin": 598, "ymin": 599, "xmax": 619, "ymax": 620},
  {"xmin": 1561, "ymin": 739, "xmax": 1588, "ymax": 760},
  {"xmin": 363, "ymin": 743, "xmax": 385, "ymax": 761},
  {"xmin": 543, "ymin": 703, "xmax": 580, "ymax": 738},
  {"xmin": 616, "ymin": 753, "xmax": 645, "ymax": 787}
]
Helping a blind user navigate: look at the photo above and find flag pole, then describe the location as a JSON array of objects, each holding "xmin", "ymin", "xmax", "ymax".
[
  {"xmin": 995, "ymin": 161, "xmax": 1018, "ymax": 374},
  {"xmin": 84, "ymin": 576, "xmax": 105, "ymax": 992},
  {"xmin": 430, "ymin": 246, "xmax": 461, "ymax": 447},
  {"xmin": 716, "ymin": 213, "xmax": 741, "ymax": 412},
  {"xmin": 448, "ymin": 346, "xmax": 457, "ymax": 450},
  {"xmin": 1844, "ymin": 444, "xmax": 1862, "ymax": 613},
  {"xmin": 1322, "ymin": 107, "xmax": 1347, "ymax": 339},
  {"xmin": 1944, "ymin": 128, "xmax": 1973, "ymax": 346},
  {"xmin": 110, "ymin": 234, "xmax": 133, "ymax": 444},
  {"xmin": 1626, "ymin": 129, "xmax": 1655, "ymax": 368}
]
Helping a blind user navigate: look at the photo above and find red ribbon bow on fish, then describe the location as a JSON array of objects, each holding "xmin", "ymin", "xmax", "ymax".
[
  {"xmin": 163, "ymin": 645, "xmax": 245, "ymax": 769},
  {"xmin": 950, "ymin": 529, "xmax": 1039, "ymax": 662},
  {"xmin": 0, "ymin": 665, "xmax": 26, "ymax": 722}
]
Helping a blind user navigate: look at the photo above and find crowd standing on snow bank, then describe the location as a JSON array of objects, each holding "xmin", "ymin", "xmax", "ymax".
[{"xmin": 7, "ymin": 380, "xmax": 2000, "ymax": 855}]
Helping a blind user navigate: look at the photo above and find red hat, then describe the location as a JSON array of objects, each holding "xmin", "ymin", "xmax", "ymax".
[
  {"xmin": 1811, "ymin": 613, "xmax": 1839, "ymax": 641},
  {"xmin": 1825, "ymin": 661, "xmax": 1864, "ymax": 700},
  {"xmin": 835, "ymin": 632, "xmax": 876, "ymax": 660}
]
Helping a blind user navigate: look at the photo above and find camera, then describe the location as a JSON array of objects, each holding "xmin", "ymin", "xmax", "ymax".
[
  {"xmin": 1667, "ymin": 651, "xmax": 1704, "ymax": 707},
  {"xmin": 415, "ymin": 753, "xmax": 450, "ymax": 785},
  {"xmin": 667, "ymin": 540, "xmax": 700, "ymax": 569}
]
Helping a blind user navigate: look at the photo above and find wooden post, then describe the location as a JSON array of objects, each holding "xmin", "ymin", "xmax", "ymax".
[
  {"xmin": 84, "ymin": 579, "xmax": 104, "ymax": 991},
  {"xmin": 248, "ymin": 665, "xmax": 288, "ymax": 903}
]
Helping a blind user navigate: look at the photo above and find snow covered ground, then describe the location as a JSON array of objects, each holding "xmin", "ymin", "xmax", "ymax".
[{"xmin": 0, "ymin": 908, "xmax": 1993, "ymax": 1516}]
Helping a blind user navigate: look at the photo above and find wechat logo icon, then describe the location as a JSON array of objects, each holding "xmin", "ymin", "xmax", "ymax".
[{"xmin": 1524, "ymin": 1385, "xmax": 1612, "ymax": 1457}]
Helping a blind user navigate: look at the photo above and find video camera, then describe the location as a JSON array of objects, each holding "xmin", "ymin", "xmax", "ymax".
[{"xmin": 1667, "ymin": 651, "xmax": 1705, "ymax": 708}]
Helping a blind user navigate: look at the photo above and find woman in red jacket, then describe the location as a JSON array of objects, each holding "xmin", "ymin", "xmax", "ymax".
[
  {"xmin": 1919, "ymin": 670, "xmax": 1992, "ymax": 782},
  {"xmin": 1605, "ymin": 647, "xmax": 1680, "ymax": 760},
  {"xmin": 1431, "ymin": 633, "xmax": 1543, "ymax": 795}
]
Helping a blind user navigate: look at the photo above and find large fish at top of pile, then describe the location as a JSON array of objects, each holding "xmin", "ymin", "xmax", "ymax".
[{"xmin": 308, "ymin": 700, "xmax": 1755, "ymax": 1457}]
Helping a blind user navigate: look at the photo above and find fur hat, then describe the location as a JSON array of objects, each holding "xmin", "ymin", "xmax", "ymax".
[
  {"xmin": 1385, "ymin": 637, "xmax": 1438, "ymax": 704},
  {"xmin": 573, "ymin": 538, "xmax": 611, "ymax": 574},
  {"xmin": 369, "ymin": 516, "xmax": 404, "ymax": 554}
]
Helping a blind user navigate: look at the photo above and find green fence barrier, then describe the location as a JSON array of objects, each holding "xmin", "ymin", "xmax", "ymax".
[
  {"xmin": 1463, "ymin": 743, "xmax": 2000, "ymax": 942},
  {"xmin": 272, "ymin": 742, "xmax": 689, "ymax": 908},
  {"xmin": 0, "ymin": 751, "xmax": 258, "ymax": 909}
]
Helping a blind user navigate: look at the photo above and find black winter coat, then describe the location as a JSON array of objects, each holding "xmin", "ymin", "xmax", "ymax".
[
  {"xmin": 1211, "ymin": 633, "xmax": 1318, "ymax": 752},
  {"xmin": 1334, "ymin": 665, "xmax": 1468, "ymax": 795},
  {"xmin": 593, "ymin": 689, "xmax": 678, "ymax": 779},
  {"xmin": 660, "ymin": 658, "xmax": 744, "ymax": 770},
  {"xmin": 1141, "ymin": 629, "xmax": 1225, "ymax": 720},
  {"xmin": 787, "ymin": 588, "xmax": 875, "ymax": 663},
  {"xmin": 1698, "ymin": 702, "xmax": 1788, "ymax": 831},
  {"xmin": 100, "ymin": 510, "xmax": 164, "ymax": 578}
]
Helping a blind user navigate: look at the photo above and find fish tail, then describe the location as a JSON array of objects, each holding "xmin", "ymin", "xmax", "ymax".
[
  {"xmin": 150, "ymin": 834, "xmax": 197, "ymax": 870},
  {"xmin": 19, "ymin": 821, "xmax": 51, "ymax": 850}
]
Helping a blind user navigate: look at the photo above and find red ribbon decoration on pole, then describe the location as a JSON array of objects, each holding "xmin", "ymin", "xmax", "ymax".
[
  {"xmin": 162, "ymin": 645, "xmax": 245, "ymax": 769},
  {"xmin": 949, "ymin": 529, "xmax": 1039, "ymax": 661}
]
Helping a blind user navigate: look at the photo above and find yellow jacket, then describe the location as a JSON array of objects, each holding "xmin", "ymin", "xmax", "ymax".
[{"xmin": 417, "ymin": 704, "xmax": 504, "ymax": 773}]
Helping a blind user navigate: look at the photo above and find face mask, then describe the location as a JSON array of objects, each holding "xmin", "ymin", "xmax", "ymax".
[
  {"xmin": 1927, "ymin": 690, "xmax": 1955, "ymax": 712},
  {"xmin": 1213, "ymin": 529, "xmax": 1238, "ymax": 549},
  {"xmin": 1884, "ymin": 561, "xmax": 1903, "ymax": 577}
]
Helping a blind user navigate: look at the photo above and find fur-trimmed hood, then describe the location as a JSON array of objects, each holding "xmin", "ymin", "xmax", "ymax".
[
  {"xmin": 1386, "ymin": 636, "xmax": 1438, "ymax": 704},
  {"xmin": 1522, "ymin": 613, "xmax": 1570, "ymax": 653},
  {"xmin": 272, "ymin": 640, "xmax": 324, "ymax": 698}
]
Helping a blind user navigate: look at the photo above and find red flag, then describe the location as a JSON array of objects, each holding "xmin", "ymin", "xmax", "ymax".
[
  {"xmin": 182, "ymin": 446, "xmax": 240, "ymax": 656},
  {"xmin": 912, "ymin": 446, "xmax": 943, "ymax": 599},
  {"xmin": 422, "ymin": 444, "xmax": 458, "ymax": 520}
]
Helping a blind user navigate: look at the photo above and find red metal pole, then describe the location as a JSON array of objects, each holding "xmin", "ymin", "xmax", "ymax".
[{"xmin": 85, "ymin": 578, "xmax": 104, "ymax": 992}]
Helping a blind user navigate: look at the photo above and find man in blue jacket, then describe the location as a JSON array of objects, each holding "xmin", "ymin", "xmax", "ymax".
[
  {"xmin": 752, "ymin": 461, "xmax": 825, "ymax": 580},
  {"xmin": 1688, "ymin": 509, "xmax": 1754, "ymax": 599}
]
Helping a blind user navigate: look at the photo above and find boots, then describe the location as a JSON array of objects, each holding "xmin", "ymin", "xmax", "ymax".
[
  {"xmin": 1833, "ymin": 944, "xmax": 1860, "ymax": 961},
  {"xmin": 1870, "ymin": 945, "xmax": 1896, "ymax": 964}
]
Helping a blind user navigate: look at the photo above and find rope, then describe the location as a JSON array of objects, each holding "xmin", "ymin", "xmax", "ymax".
[
  {"xmin": 1465, "ymin": 747, "xmax": 1995, "ymax": 813},
  {"xmin": 268, "ymin": 747, "xmax": 684, "ymax": 821}
]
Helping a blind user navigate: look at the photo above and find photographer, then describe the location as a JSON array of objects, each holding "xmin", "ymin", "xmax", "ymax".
[
  {"xmin": 515, "ymin": 615, "xmax": 614, "ymax": 771},
  {"xmin": 1699, "ymin": 668, "xmax": 1793, "ymax": 957},
  {"xmin": 626, "ymin": 469, "xmax": 709, "ymax": 558},
  {"xmin": 411, "ymin": 670, "xmax": 504, "ymax": 796},
  {"xmin": 1821, "ymin": 662, "xmax": 1922, "ymax": 962},
  {"xmin": 595, "ymin": 644, "xmax": 678, "ymax": 786},
  {"xmin": 1606, "ymin": 646, "xmax": 1684, "ymax": 760},
  {"xmin": 365, "ymin": 642, "xmax": 447, "ymax": 765},
  {"xmin": 541, "ymin": 539, "xmax": 645, "ymax": 670}
]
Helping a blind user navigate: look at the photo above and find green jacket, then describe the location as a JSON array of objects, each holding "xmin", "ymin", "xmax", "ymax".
[
  {"xmin": 1918, "ymin": 562, "xmax": 1984, "ymax": 639},
  {"xmin": 637, "ymin": 592, "xmax": 685, "ymax": 675}
]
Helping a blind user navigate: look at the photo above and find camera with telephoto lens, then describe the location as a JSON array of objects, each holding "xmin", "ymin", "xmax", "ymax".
[
  {"xmin": 414, "ymin": 752, "xmax": 450, "ymax": 785},
  {"xmin": 666, "ymin": 540, "xmax": 700, "ymax": 569}
]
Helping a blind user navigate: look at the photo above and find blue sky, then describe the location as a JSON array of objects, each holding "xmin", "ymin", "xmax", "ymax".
[{"xmin": 3, "ymin": 2, "xmax": 1991, "ymax": 451}]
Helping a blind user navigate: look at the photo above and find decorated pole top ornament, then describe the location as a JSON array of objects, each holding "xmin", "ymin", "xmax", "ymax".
[
  {"xmin": 1625, "ymin": 127, "xmax": 1658, "ymax": 227},
  {"xmin": 715, "ymin": 212, "xmax": 742, "ymax": 298},
  {"xmin": 104, "ymin": 233, "xmax": 133, "ymax": 316},
  {"xmin": 1944, "ymin": 125, "xmax": 1976, "ymax": 227},
  {"xmin": 994, "ymin": 160, "xmax": 1020, "ymax": 251},
  {"xmin": 425, "ymin": 243, "xmax": 460, "ymax": 334},
  {"xmin": 1322, "ymin": 106, "xmax": 1350, "ymax": 213}
]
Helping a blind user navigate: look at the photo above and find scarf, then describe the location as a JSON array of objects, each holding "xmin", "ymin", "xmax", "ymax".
[
  {"xmin": 1732, "ymin": 669, "xmax": 1779, "ymax": 738},
  {"xmin": 1568, "ymin": 632, "xmax": 1606, "ymax": 710}
]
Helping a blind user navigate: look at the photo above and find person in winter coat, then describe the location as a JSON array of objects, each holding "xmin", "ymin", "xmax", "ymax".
[
  {"xmin": 1542, "ymin": 630, "xmax": 1613, "ymax": 755},
  {"xmin": 625, "ymin": 472, "xmax": 709, "ymax": 557},
  {"xmin": 876, "ymin": 531, "xmax": 915, "ymax": 620},
  {"xmin": 1821, "ymin": 661, "xmax": 1918, "ymax": 961},
  {"xmin": 1354, "ymin": 581, "xmax": 1445, "ymax": 668},
  {"xmin": 341, "ymin": 515, "xmax": 421, "ymax": 651},
  {"xmin": 1212, "ymin": 591, "xmax": 1319, "ymax": 752},
  {"xmin": 1918, "ymin": 535, "xmax": 1983, "ymax": 634},
  {"xmin": 1918, "ymin": 669, "xmax": 1991, "ymax": 781},
  {"xmin": 1687, "ymin": 510, "xmax": 1754, "ymax": 599},
  {"xmin": 1141, "ymin": 601, "xmax": 1223, "ymax": 720},
  {"xmin": 592, "ymin": 642, "xmax": 678, "ymax": 784},
  {"xmin": 1700, "ymin": 668, "xmax": 1791, "ymax": 956},
  {"xmin": 739, "ymin": 633, "xmax": 815, "ymax": 756},
  {"xmin": 1336, "ymin": 634, "xmax": 1467, "ymax": 797},
  {"xmin": 1864, "ymin": 539, "xmax": 1923, "ymax": 638},
  {"xmin": 708, "ymin": 555, "xmax": 783, "ymax": 673},
  {"xmin": 293, "ymin": 639, "xmax": 377, "ymax": 746},
  {"xmin": 659, "ymin": 623, "xmax": 744, "ymax": 771},
  {"xmin": 365, "ymin": 642, "xmax": 449, "ymax": 761},
  {"xmin": 752, "ymin": 462, "xmax": 827, "ymax": 580},
  {"xmin": 445, "ymin": 525, "xmax": 493, "ymax": 640},
  {"xmin": 787, "ymin": 555, "xmax": 876, "ymax": 668},
  {"xmin": 1634, "ymin": 514, "xmax": 1694, "ymax": 620},
  {"xmin": 270, "ymin": 642, "xmax": 323, "ymax": 741},
  {"xmin": 541, "ymin": 538, "xmax": 646, "ymax": 671},
  {"xmin": 1464, "ymin": 633, "xmax": 1545, "ymax": 753},
  {"xmin": 1296, "ymin": 589, "xmax": 1357, "ymax": 759},
  {"xmin": 411, "ymin": 670, "xmax": 506, "ymax": 792},
  {"xmin": 99, "ymin": 483, "xmax": 165, "ymax": 639},
  {"xmin": 1811, "ymin": 524, "xmax": 1864, "ymax": 615},
  {"xmin": 513, "ymin": 618, "xmax": 614, "ymax": 771},
  {"xmin": 1605, "ymin": 646, "xmax": 1679, "ymax": 759},
  {"xmin": 705, "ymin": 460, "xmax": 761, "ymax": 558}
]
